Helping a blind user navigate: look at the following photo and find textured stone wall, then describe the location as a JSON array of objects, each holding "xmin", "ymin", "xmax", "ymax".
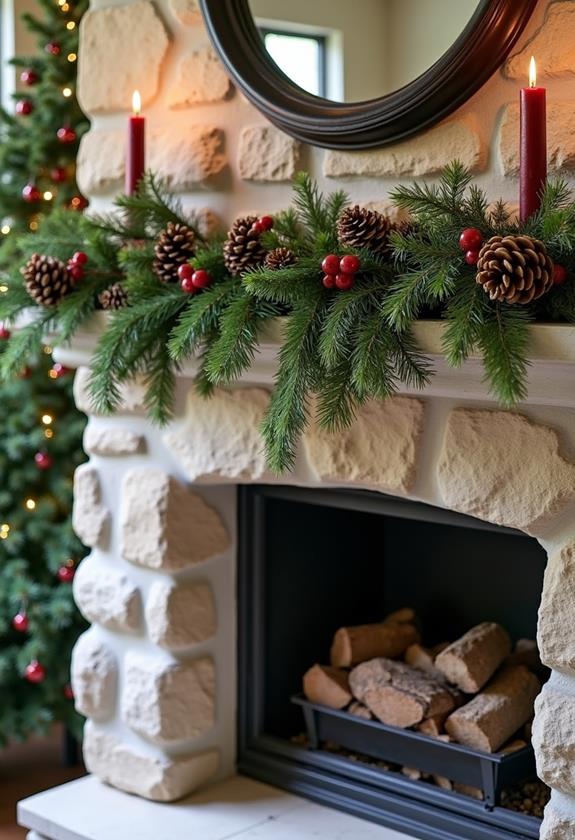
[{"xmin": 76, "ymin": 0, "xmax": 574, "ymax": 225}]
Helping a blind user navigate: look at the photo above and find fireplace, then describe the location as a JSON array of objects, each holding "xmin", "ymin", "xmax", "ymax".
[{"xmin": 237, "ymin": 485, "xmax": 547, "ymax": 840}]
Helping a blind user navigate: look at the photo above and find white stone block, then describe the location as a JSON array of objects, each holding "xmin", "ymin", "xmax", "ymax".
[
  {"xmin": 83, "ymin": 425, "xmax": 144, "ymax": 457},
  {"xmin": 72, "ymin": 465, "xmax": 109, "ymax": 548},
  {"xmin": 505, "ymin": 2, "xmax": 575, "ymax": 80},
  {"xmin": 74, "ymin": 367, "xmax": 147, "ymax": 417},
  {"xmin": 71, "ymin": 631, "xmax": 117, "ymax": 722},
  {"xmin": 77, "ymin": 129, "xmax": 125, "ymax": 196},
  {"xmin": 539, "ymin": 543, "xmax": 575, "ymax": 671},
  {"xmin": 169, "ymin": 0, "xmax": 201, "ymax": 26},
  {"xmin": 238, "ymin": 125, "xmax": 300, "ymax": 182},
  {"xmin": 500, "ymin": 103, "xmax": 575, "ymax": 176},
  {"xmin": 121, "ymin": 470, "xmax": 230, "ymax": 571},
  {"xmin": 169, "ymin": 46, "xmax": 231, "ymax": 108},
  {"xmin": 146, "ymin": 580, "xmax": 216, "ymax": 650},
  {"xmin": 73, "ymin": 558, "xmax": 140, "ymax": 633},
  {"xmin": 149, "ymin": 125, "xmax": 227, "ymax": 191},
  {"xmin": 83, "ymin": 721, "xmax": 219, "ymax": 802},
  {"xmin": 121, "ymin": 653, "xmax": 215, "ymax": 744},
  {"xmin": 533, "ymin": 682, "xmax": 575, "ymax": 795}
]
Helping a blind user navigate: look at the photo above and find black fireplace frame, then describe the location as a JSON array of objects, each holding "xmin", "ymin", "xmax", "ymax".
[{"xmin": 237, "ymin": 485, "xmax": 543, "ymax": 840}]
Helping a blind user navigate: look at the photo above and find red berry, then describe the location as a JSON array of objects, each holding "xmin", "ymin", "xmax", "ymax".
[
  {"xmin": 322, "ymin": 274, "xmax": 336, "ymax": 289},
  {"xmin": 25, "ymin": 660, "xmax": 46, "ymax": 683},
  {"xmin": 72, "ymin": 251, "xmax": 88, "ymax": 265},
  {"xmin": 459, "ymin": 228, "xmax": 483, "ymax": 252},
  {"xmin": 16, "ymin": 99, "xmax": 33, "ymax": 116},
  {"xmin": 335, "ymin": 273, "xmax": 355, "ymax": 291},
  {"xmin": 35, "ymin": 452, "xmax": 53, "ymax": 470},
  {"xmin": 22, "ymin": 183, "xmax": 41, "ymax": 203},
  {"xmin": 12, "ymin": 612, "xmax": 29, "ymax": 633},
  {"xmin": 20, "ymin": 69, "xmax": 39, "ymax": 86},
  {"xmin": 0, "ymin": 326, "xmax": 10, "ymax": 340},
  {"xmin": 252, "ymin": 221, "xmax": 265, "ymax": 235},
  {"xmin": 191, "ymin": 269, "xmax": 213, "ymax": 290},
  {"xmin": 68, "ymin": 264, "xmax": 84, "ymax": 282},
  {"xmin": 258, "ymin": 215, "xmax": 274, "ymax": 232},
  {"xmin": 553, "ymin": 264, "xmax": 568, "ymax": 286},
  {"xmin": 19, "ymin": 366, "xmax": 32, "ymax": 379},
  {"xmin": 180, "ymin": 276, "xmax": 197, "ymax": 294},
  {"xmin": 321, "ymin": 255, "xmax": 340, "ymax": 275},
  {"xmin": 465, "ymin": 250, "xmax": 479, "ymax": 266},
  {"xmin": 178, "ymin": 263, "xmax": 194, "ymax": 280},
  {"xmin": 57, "ymin": 126, "xmax": 76, "ymax": 144},
  {"xmin": 51, "ymin": 363, "xmax": 69, "ymax": 379},
  {"xmin": 339, "ymin": 254, "xmax": 361, "ymax": 274},
  {"xmin": 50, "ymin": 166, "xmax": 67, "ymax": 183},
  {"xmin": 45, "ymin": 41, "xmax": 60, "ymax": 56},
  {"xmin": 64, "ymin": 684, "xmax": 74, "ymax": 700},
  {"xmin": 57, "ymin": 565, "xmax": 75, "ymax": 584}
]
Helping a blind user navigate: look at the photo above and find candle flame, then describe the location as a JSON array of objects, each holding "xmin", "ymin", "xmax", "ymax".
[
  {"xmin": 529, "ymin": 56, "xmax": 537, "ymax": 88},
  {"xmin": 132, "ymin": 90, "xmax": 141, "ymax": 115}
]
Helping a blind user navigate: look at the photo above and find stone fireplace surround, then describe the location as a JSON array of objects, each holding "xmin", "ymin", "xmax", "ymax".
[{"xmin": 14, "ymin": 319, "xmax": 575, "ymax": 840}]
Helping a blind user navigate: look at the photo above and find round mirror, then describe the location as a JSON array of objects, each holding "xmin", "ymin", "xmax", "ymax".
[
  {"xmin": 248, "ymin": 0, "xmax": 481, "ymax": 104},
  {"xmin": 200, "ymin": 0, "xmax": 538, "ymax": 149}
]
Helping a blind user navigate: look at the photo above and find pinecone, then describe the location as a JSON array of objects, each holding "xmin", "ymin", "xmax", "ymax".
[
  {"xmin": 337, "ymin": 205, "xmax": 393, "ymax": 255},
  {"xmin": 153, "ymin": 222, "xmax": 196, "ymax": 283},
  {"xmin": 223, "ymin": 216, "xmax": 267, "ymax": 276},
  {"xmin": 22, "ymin": 253, "xmax": 73, "ymax": 306},
  {"xmin": 98, "ymin": 283, "xmax": 128, "ymax": 310},
  {"xmin": 476, "ymin": 234, "xmax": 553, "ymax": 305},
  {"xmin": 265, "ymin": 247, "xmax": 296, "ymax": 271}
]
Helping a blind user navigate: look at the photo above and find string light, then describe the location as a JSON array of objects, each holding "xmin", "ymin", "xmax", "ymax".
[
  {"xmin": 44, "ymin": 428, "xmax": 54, "ymax": 439},
  {"xmin": 29, "ymin": 220, "xmax": 39, "ymax": 231},
  {"xmin": 43, "ymin": 191, "xmax": 53, "ymax": 201},
  {"xmin": 62, "ymin": 87, "xmax": 72, "ymax": 98},
  {"xmin": 43, "ymin": 345, "xmax": 53, "ymax": 354},
  {"xmin": 24, "ymin": 499, "xmax": 36, "ymax": 511},
  {"xmin": 66, "ymin": 20, "xmax": 75, "ymax": 29},
  {"xmin": 41, "ymin": 413, "xmax": 53, "ymax": 425},
  {"xmin": 67, "ymin": 53, "xmax": 77, "ymax": 62},
  {"xmin": 0, "ymin": 284, "xmax": 8, "ymax": 294},
  {"xmin": 0, "ymin": 523, "xmax": 10, "ymax": 540},
  {"xmin": 1, "ymin": 225, "xmax": 10, "ymax": 235}
]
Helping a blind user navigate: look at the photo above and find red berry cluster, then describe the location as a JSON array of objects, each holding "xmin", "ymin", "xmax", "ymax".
[
  {"xmin": 67, "ymin": 250, "xmax": 88, "ymax": 282},
  {"xmin": 178, "ymin": 264, "xmax": 214, "ymax": 295},
  {"xmin": 458, "ymin": 228, "xmax": 483, "ymax": 266},
  {"xmin": 252, "ymin": 215, "xmax": 274, "ymax": 235},
  {"xmin": 321, "ymin": 254, "xmax": 361, "ymax": 290}
]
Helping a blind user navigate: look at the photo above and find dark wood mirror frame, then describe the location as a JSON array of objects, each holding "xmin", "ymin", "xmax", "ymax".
[{"xmin": 200, "ymin": 0, "xmax": 538, "ymax": 150}]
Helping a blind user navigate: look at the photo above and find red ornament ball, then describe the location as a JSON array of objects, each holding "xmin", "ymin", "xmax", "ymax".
[
  {"xmin": 51, "ymin": 362, "xmax": 70, "ymax": 379},
  {"xmin": 180, "ymin": 275, "xmax": 197, "ymax": 294},
  {"xmin": 50, "ymin": 166, "xmax": 68, "ymax": 184},
  {"xmin": 335, "ymin": 273, "xmax": 355, "ymax": 291},
  {"xmin": 322, "ymin": 274, "xmax": 336, "ymax": 289},
  {"xmin": 57, "ymin": 126, "xmax": 76, "ymax": 144},
  {"xmin": 0, "ymin": 326, "xmax": 10, "ymax": 340},
  {"xmin": 22, "ymin": 183, "xmax": 41, "ymax": 203},
  {"xmin": 321, "ymin": 255, "xmax": 340, "ymax": 276},
  {"xmin": 191, "ymin": 269, "xmax": 213, "ymax": 290},
  {"xmin": 20, "ymin": 69, "xmax": 39, "ymax": 86},
  {"xmin": 553, "ymin": 264, "xmax": 568, "ymax": 286},
  {"xmin": 45, "ymin": 41, "xmax": 61, "ymax": 56},
  {"xmin": 35, "ymin": 451, "xmax": 53, "ymax": 470},
  {"xmin": 57, "ymin": 565, "xmax": 75, "ymax": 584},
  {"xmin": 16, "ymin": 99, "xmax": 33, "ymax": 116},
  {"xmin": 12, "ymin": 612, "xmax": 29, "ymax": 633},
  {"xmin": 339, "ymin": 254, "xmax": 361, "ymax": 275},
  {"xmin": 25, "ymin": 660, "xmax": 46, "ymax": 683},
  {"xmin": 177, "ymin": 263, "xmax": 194, "ymax": 281},
  {"xmin": 465, "ymin": 250, "xmax": 479, "ymax": 266},
  {"xmin": 63, "ymin": 684, "xmax": 74, "ymax": 700},
  {"xmin": 459, "ymin": 228, "xmax": 483, "ymax": 252}
]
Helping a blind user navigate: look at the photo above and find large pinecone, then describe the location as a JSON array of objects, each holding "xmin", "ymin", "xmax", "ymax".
[
  {"xmin": 99, "ymin": 283, "xmax": 128, "ymax": 310},
  {"xmin": 265, "ymin": 247, "xmax": 296, "ymax": 271},
  {"xmin": 22, "ymin": 253, "xmax": 73, "ymax": 306},
  {"xmin": 337, "ymin": 205, "xmax": 393, "ymax": 255},
  {"xmin": 153, "ymin": 222, "xmax": 196, "ymax": 283},
  {"xmin": 223, "ymin": 216, "xmax": 267, "ymax": 276},
  {"xmin": 476, "ymin": 234, "xmax": 553, "ymax": 305}
]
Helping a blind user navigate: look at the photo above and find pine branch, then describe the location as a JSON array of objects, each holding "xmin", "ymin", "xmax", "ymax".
[
  {"xmin": 168, "ymin": 279, "xmax": 236, "ymax": 362},
  {"xmin": 478, "ymin": 305, "xmax": 531, "ymax": 405},
  {"xmin": 443, "ymin": 277, "xmax": 485, "ymax": 366},
  {"xmin": 142, "ymin": 342, "xmax": 178, "ymax": 425},
  {"xmin": 351, "ymin": 307, "xmax": 398, "ymax": 399},
  {"xmin": 315, "ymin": 357, "xmax": 361, "ymax": 432}
]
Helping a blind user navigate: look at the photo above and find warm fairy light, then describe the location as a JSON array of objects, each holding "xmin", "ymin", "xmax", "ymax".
[
  {"xmin": 29, "ymin": 220, "xmax": 39, "ymax": 231},
  {"xmin": 1, "ymin": 225, "xmax": 10, "ymax": 235},
  {"xmin": 62, "ymin": 87, "xmax": 72, "ymax": 98},
  {"xmin": 43, "ymin": 190, "xmax": 53, "ymax": 201},
  {"xmin": 41, "ymin": 413, "xmax": 53, "ymax": 425},
  {"xmin": 48, "ymin": 368, "xmax": 58, "ymax": 379},
  {"xmin": 66, "ymin": 20, "xmax": 75, "ymax": 29},
  {"xmin": 44, "ymin": 428, "xmax": 54, "ymax": 439},
  {"xmin": 0, "ymin": 284, "xmax": 8, "ymax": 294},
  {"xmin": 67, "ymin": 53, "xmax": 77, "ymax": 62},
  {"xmin": 43, "ymin": 345, "xmax": 53, "ymax": 354},
  {"xmin": 529, "ymin": 56, "xmax": 537, "ymax": 88},
  {"xmin": 0, "ymin": 523, "xmax": 10, "ymax": 539},
  {"xmin": 132, "ymin": 90, "xmax": 141, "ymax": 116},
  {"xmin": 61, "ymin": 3, "xmax": 70, "ymax": 10},
  {"xmin": 24, "ymin": 499, "xmax": 36, "ymax": 511}
]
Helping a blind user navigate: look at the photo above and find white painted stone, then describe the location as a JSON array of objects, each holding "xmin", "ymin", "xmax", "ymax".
[
  {"xmin": 195, "ymin": 207, "xmax": 223, "ymax": 238},
  {"xmin": 304, "ymin": 397, "xmax": 424, "ymax": 494},
  {"xmin": 70, "ymin": 631, "xmax": 117, "ymax": 722},
  {"xmin": 169, "ymin": 0, "xmax": 201, "ymax": 26},
  {"xmin": 146, "ymin": 580, "xmax": 216, "ymax": 650},
  {"xmin": 168, "ymin": 46, "xmax": 231, "ymax": 108},
  {"xmin": 238, "ymin": 125, "xmax": 300, "ymax": 182},
  {"xmin": 505, "ymin": 2, "xmax": 575, "ymax": 80},
  {"xmin": 149, "ymin": 125, "xmax": 227, "ymax": 191},
  {"xmin": 84, "ymin": 425, "xmax": 144, "ymax": 456},
  {"xmin": 72, "ymin": 465, "xmax": 109, "ymax": 548},
  {"xmin": 83, "ymin": 722, "xmax": 219, "ymax": 802},
  {"xmin": 121, "ymin": 653, "xmax": 215, "ymax": 744},
  {"xmin": 533, "ymin": 682, "xmax": 575, "ymax": 795},
  {"xmin": 77, "ymin": 129, "xmax": 124, "ymax": 196},
  {"xmin": 78, "ymin": 1, "xmax": 169, "ymax": 114},
  {"xmin": 437, "ymin": 409, "xmax": 575, "ymax": 535},
  {"xmin": 74, "ymin": 367, "xmax": 147, "ymax": 417},
  {"xmin": 163, "ymin": 387, "xmax": 270, "ymax": 481},
  {"xmin": 539, "ymin": 543, "xmax": 575, "ymax": 672},
  {"xmin": 121, "ymin": 469, "xmax": 230, "ymax": 571},
  {"xmin": 500, "ymin": 103, "xmax": 575, "ymax": 175},
  {"xmin": 324, "ymin": 120, "xmax": 485, "ymax": 178},
  {"xmin": 539, "ymin": 792, "xmax": 575, "ymax": 839},
  {"xmin": 73, "ymin": 558, "xmax": 140, "ymax": 633}
]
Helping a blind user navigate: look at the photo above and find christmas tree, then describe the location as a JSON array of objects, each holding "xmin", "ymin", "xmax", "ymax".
[
  {"xmin": 0, "ymin": 0, "xmax": 88, "ymax": 743},
  {"xmin": 0, "ymin": 0, "xmax": 89, "ymax": 265}
]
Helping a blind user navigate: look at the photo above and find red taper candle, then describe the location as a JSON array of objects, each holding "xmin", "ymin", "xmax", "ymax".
[
  {"xmin": 126, "ymin": 90, "xmax": 145, "ymax": 195},
  {"xmin": 520, "ymin": 57, "xmax": 546, "ymax": 223}
]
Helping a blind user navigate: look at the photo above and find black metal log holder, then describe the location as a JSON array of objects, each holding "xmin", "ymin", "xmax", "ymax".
[{"xmin": 292, "ymin": 695, "xmax": 536, "ymax": 811}]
